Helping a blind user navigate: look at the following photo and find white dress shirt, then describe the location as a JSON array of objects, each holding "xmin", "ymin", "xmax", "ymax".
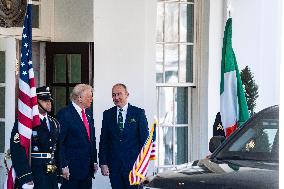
[
  {"xmin": 39, "ymin": 113, "xmax": 50, "ymax": 131},
  {"xmin": 116, "ymin": 103, "xmax": 128, "ymax": 128},
  {"xmin": 72, "ymin": 101, "xmax": 85, "ymax": 121}
]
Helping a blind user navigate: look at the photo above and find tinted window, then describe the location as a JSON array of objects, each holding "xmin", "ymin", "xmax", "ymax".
[{"xmin": 216, "ymin": 107, "xmax": 279, "ymax": 161}]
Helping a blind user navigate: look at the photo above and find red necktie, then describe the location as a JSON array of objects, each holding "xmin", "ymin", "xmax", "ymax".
[{"xmin": 81, "ymin": 109, "xmax": 90, "ymax": 141}]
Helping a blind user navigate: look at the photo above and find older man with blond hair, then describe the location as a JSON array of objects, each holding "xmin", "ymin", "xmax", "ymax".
[{"xmin": 57, "ymin": 84, "xmax": 98, "ymax": 189}]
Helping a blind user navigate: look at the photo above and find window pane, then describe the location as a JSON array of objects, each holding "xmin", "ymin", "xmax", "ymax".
[
  {"xmin": 54, "ymin": 54, "xmax": 66, "ymax": 83},
  {"xmin": 229, "ymin": 120, "xmax": 278, "ymax": 153},
  {"xmin": 180, "ymin": 4, "xmax": 194, "ymax": 43},
  {"xmin": 0, "ymin": 51, "xmax": 5, "ymax": 83},
  {"xmin": 69, "ymin": 54, "xmax": 81, "ymax": 83},
  {"xmin": 69, "ymin": 87, "xmax": 74, "ymax": 98},
  {"xmin": 159, "ymin": 127, "xmax": 173, "ymax": 165},
  {"xmin": 156, "ymin": 44, "xmax": 164, "ymax": 83},
  {"xmin": 32, "ymin": 5, "xmax": 39, "ymax": 28},
  {"xmin": 159, "ymin": 87, "xmax": 174, "ymax": 125},
  {"xmin": 165, "ymin": 3, "xmax": 178, "ymax": 42},
  {"xmin": 180, "ymin": 0, "xmax": 194, "ymax": 3},
  {"xmin": 0, "ymin": 122, "xmax": 4, "ymax": 153},
  {"xmin": 156, "ymin": 2, "xmax": 164, "ymax": 42},
  {"xmin": 0, "ymin": 88, "xmax": 5, "ymax": 118},
  {"xmin": 180, "ymin": 45, "xmax": 193, "ymax": 82},
  {"xmin": 165, "ymin": 44, "xmax": 178, "ymax": 83},
  {"xmin": 175, "ymin": 88, "xmax": 188, "ymax": 124},
  {"xmin": 175, "ymin": 127, "xmax": 188, "ymax": 164},
  {"xmin": 53, "ymin": 87, "xmax": 66, "ymax": 114}
]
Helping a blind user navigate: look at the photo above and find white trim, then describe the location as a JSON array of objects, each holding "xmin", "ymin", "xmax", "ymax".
[
  {"xmin": 0, "ymin": 38, "xmax": 16, "ymax": 153},
  {"xmin": 220, "ymin": 70, "xmax": 238, "ymax": 129},
  {"xmin": 156, "ymin": 83, "xmax": 196, "ymax": 87}
]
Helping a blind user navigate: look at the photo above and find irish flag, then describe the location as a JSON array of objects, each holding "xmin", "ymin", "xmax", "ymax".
[{"xmin": 220, "ymin": 18, "xmax": 249, "ymax": 137}]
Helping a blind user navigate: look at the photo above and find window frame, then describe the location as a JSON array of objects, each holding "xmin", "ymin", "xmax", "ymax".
[
  {"xmin": 156, "ymin": 0, "xmax": 196, "ymax": 85},
  {"xmin": 0, "ymin": 51, "xmax": 5, "ymax": 153},
  {"xmin": 156, "ymin": 0, "xmax": 198, "ymax": 172}
]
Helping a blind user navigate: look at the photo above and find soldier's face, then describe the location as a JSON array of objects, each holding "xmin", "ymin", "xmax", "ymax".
[{"xmin": 38, "ymin": 99, "xmax": 52, "ymax": 113}]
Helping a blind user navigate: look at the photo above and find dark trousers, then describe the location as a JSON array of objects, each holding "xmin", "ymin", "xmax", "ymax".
[
  {"xmin": 110, "ymin": 172, "xmax": 138, "ymax": 189},
  {"xmin": 60, "ymin": 176, "xmax": 92, "ymax": 189},
  {"xmin": 31, "ymin": 166, "xmax": 58, "ymax": 189}
]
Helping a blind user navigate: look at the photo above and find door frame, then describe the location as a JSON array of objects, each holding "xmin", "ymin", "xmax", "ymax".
[{"xmin": 45, "ymin": 42, "xmax": 94, "ymax": 114}]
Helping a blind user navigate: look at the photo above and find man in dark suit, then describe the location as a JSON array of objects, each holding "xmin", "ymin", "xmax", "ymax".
[
  {"xmin": 99, "ymin": 83, "xmax": 149, "ymax": 189},
  {"xmin": 56, "ymin": 84, "xmax": 98, "ymax": 189},
  {"xmin": 10, "ymin": 86, "xmax": 60, "ymax": 189}
]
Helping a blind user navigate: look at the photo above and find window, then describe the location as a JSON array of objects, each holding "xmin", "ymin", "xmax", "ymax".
[
  {"xmin": 31, "ymin": 3, "xmax": 40, "ymax": 28},
  {"xmin": 46, "ymin": 42, "xmax": 94, "ymax": 115},
  {"xmin": 0, "ymin": 51, "xmax": 5, "ymax": 153},
  {"xmin": 156, "ymin": 0, "xmax": 196, "ymax": 171}
]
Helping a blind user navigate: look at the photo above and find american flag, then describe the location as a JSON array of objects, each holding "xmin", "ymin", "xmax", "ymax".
[
  {"xmin": 129, "ymin": 120, "xmax": 157, "ymax": 185},
  {"xmin": 18, "ymin": 3, "xmax": 40, "ymax": 155},
  {"xmin": 5, "ymin": 4, "xmax": 40, "ymax": 189}
]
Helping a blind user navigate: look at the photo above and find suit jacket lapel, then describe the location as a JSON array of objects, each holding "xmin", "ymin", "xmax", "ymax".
[
  {"xmin": 48, "ymin": 117, "xmax": 54, "ymax": 135},
  {"xmin": 41, "ymin": 118, "xmax": 49, "ymax": 133},
  {"xmin": 124, "ymin": 104, "xmax": 133, "ymax": 129},
  {"xmin": 86, "ymin": 109, "xmax": 93, "ymax": 139},
  {"xmin": 124, "ymin": 104, "xmax": 136, "ymax": 135},
  {"xmin": 69, "ymin": 103, "xmax": 89, "ymax": 140},
  {"xmin": 111, "ymin": 106, "xmax": 120, "ymax": 136}
]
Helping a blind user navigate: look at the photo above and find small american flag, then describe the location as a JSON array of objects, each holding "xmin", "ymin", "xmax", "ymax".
[
  {"xmin": 5, "ymin": 3, "xmax": 40, "ymax": 189},
  {"xmin": 129, "ymin": 120, "xmax": 157, "ymax": 185}
]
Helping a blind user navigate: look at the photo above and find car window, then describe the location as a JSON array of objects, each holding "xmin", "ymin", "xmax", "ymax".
[
  {"xmin": 216, "ymin": 108, "xmax": 279, "ymax": 162},
  {"xmin": 229, "ymin": 120, "xmax": 278, "ymax": 153}
]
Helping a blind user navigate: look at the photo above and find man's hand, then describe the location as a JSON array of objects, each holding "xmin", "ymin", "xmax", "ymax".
[
  {"xmin": 100, "ymin": 165, "xmax": 109, "ymax": 176},
  {"xmin": 94, "ymin": 163, "xmax": 98, "ymax": 174},
  {"xmin": 62, "ymin": 166, "xmax": 70, "ymax": 180}
]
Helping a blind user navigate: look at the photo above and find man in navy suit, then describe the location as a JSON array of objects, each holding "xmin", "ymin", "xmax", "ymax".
[
  {"xmin": 99, "ymin": 83, "xmax": 149, "ymax": 189},
  {"xmin": 56, "ymin": 84, "xmax": 98, "ymax": 189}
]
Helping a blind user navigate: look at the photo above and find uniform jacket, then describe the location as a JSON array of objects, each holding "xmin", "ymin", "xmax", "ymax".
[
  {"xmin": 99, "ymin": 104, "xmax": 149, "ymax": 173},
  {"xmin": 10, "ymin": 115, "xmax": 60, "ymax": 188},
  {"xmin": 56, "ymin": 103, "xmax": 97, "ymax": 180}
]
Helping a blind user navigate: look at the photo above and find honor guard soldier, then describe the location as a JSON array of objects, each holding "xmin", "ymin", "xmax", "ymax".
[{"xmin": 10, "ymin": 86, "xmax": 61, "ymax": 189}]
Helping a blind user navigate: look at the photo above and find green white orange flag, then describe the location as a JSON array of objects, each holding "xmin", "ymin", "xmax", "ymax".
[{"xmin": 220, "ymin": 18, "xmax": 249, "ymax": 137}]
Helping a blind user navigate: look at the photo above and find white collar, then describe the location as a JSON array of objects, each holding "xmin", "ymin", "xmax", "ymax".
[
  {"xmin": 117, "ymin": 103, "xmax": 128, "ymax": 112},
  {"xmin": 72, "ymin": 101, "xmax": 84, "ymax": 113},
  {"xmin": 39, "ymin": 113, "xmax": 48, "ymax": 120}
]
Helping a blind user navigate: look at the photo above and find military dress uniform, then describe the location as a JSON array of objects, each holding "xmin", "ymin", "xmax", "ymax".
[{"xmin": 10, "ymin": 86, "xmax": 61, "ymax": 189}]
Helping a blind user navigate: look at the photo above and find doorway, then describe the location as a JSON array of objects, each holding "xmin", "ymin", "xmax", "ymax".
[{"xmin": 46, "ymin": 42, "xmax": 93, "ymax": 115}]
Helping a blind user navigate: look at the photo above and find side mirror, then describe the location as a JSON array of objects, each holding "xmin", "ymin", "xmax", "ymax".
[{"xmin": 209, "ymin": 136, "xmax": 226, "ymax": 153}]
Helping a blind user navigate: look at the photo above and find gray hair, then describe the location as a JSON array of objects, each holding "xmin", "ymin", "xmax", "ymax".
[
  {"xmin": 70, "ymin": 84, "xmax": 93, "ymax": 101},
  {"xmin": 112, "ymin": 83, "xmax": 128, "ymax": 92}
]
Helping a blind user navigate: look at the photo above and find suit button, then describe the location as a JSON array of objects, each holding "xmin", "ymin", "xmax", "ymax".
[
  {"xmin": 49, "ymin": 139, "xmax": 52, "ymax": 142},
  {"xmin": 50, "ymin": 147, "xmax": 52, "ymax": 149}
]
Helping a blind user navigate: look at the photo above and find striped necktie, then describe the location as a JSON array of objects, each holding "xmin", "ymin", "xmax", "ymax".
[{"xmin": 118, "ymin": 109, "xmax": 124, "ymax": 136}]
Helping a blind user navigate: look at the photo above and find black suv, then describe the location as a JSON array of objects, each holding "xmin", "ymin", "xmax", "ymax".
[{"xmin": 143, "ymin": 105, "xmax": 279, "ymax": 189}]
